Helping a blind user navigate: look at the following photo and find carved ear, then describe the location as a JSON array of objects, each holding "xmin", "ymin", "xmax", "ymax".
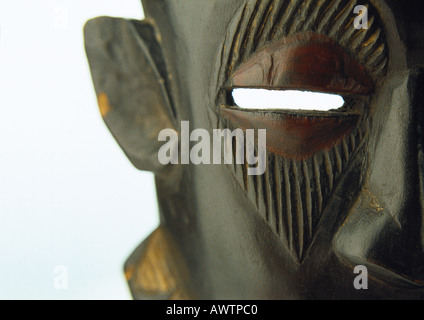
[{"xmin": 84, "ymin": 17, "xmax": 176, "ymax": 174}]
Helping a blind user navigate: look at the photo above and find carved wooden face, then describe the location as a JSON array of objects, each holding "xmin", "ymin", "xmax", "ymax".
[{"xmin": 86, "ymin": 0, "xmax": 424, "ymax": 299}]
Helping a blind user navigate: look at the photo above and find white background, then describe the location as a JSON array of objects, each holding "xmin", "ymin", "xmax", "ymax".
[{"xmin": 0, "ymin": 0, "xmax": 159, "ymax": 299}]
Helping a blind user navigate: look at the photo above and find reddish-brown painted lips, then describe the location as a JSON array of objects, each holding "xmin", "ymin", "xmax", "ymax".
[
  {"xmin": 221, "ymin": 107, "xmax": 359, "ymax": 160},
  {"xmin": 219, "ymin": 32, "xmax": 370, "ymax": 160},
  {"xmin": 230, "ymin": 32, "xmax": 373, "ymax": 95}
]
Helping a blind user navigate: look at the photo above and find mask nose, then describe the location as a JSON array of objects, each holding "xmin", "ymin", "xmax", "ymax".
[{"xmin": 334, "ymin": 68, "xmax": 424, "ymax": 290}]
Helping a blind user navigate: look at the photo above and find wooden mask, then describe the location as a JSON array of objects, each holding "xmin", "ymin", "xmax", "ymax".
[{"xmin": 85, "ymin": 0, "xmax": 424, "ymax": 299}]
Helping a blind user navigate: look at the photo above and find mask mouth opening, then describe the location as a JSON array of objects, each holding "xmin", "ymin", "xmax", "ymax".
[{"xmin": 231, "ymin": 88, "xmax": 346, "ymax": 112}]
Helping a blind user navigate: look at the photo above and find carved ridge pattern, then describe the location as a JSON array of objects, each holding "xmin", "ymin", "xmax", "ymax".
[
  {"xmin": 221, "ymin": 0, "xmax": 388, "ymax": 85},
  {"xmin": 219, "ymin": 117, "xmax": 369, "ymax": 263}
]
